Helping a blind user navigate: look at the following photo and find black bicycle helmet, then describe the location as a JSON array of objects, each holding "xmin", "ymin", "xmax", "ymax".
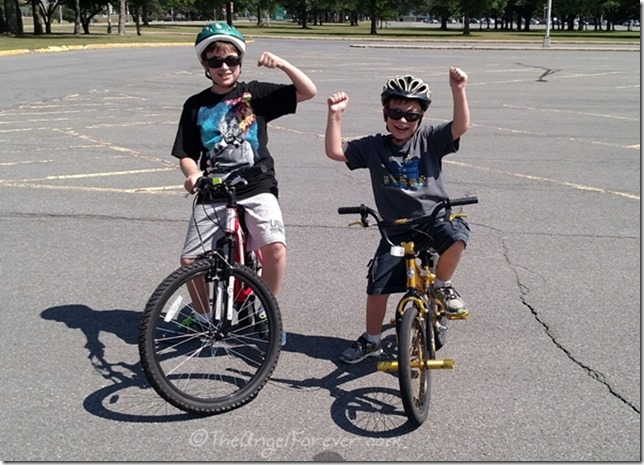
[
  {"xmin": 381, "ymin": 75, "xmax": 432, "ymax": 111},
  {"xmin": 195, "ymin": 22, "xmax": 246, "ymax": 61}
]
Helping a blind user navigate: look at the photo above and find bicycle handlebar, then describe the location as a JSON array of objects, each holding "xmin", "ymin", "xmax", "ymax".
[
  {"xmin": 337, "ymin": 206, "xmax": 366, "ymax": 215},
  {"xmin": 450, "ymin": 196, "xmax": 479, "ymax": 207},
  {"xmin": 193, "ymin": 165, "xmax": 268, "ymax": 197},
  {"xmin": 338, "ymin": 196, "xmax": 478, "ymax": 247}
]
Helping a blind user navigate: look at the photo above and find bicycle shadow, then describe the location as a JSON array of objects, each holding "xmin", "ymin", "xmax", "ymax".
[
  {"xmin": 40, "ymin": 304, "xmax": 418, "ymax": 432},
  {"xmin": 40, "ymin": 304, "xmax": 195, "ymax": 423},
  {"xmin": 276, "ymin": 329, "xmax": 420, "ymax": 436}
]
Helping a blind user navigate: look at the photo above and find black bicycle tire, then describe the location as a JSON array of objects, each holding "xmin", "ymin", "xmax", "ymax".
[
  {"xmin": 138, "ymin": 259, "xmax": 281, "ymax": 415},
  {"xmin": 398, "ymin": 302, "xmax": 432, "ymax": 426},
  {"xmin": 433, "ymin": 304, "xmax": 448, "ymax": 351}
]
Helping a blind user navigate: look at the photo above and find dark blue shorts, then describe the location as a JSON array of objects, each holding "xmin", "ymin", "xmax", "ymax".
[{"xmin": 366, "ymin": 215, "xmax": 470, "ymax": 295}]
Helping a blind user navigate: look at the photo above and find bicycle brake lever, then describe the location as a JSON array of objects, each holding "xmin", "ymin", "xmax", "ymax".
[{"xmin": 229, "ymin": 177, "xmax": 248, "ymax": 187}]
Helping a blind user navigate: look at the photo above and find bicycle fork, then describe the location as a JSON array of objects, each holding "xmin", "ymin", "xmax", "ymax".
[
  {"xmin": 376, "ymin": 295, "xmax": 455, "ymax": 372},
  {"xmin": 213, "ymin": 205, "xmax": 242, "ymax": 324}
]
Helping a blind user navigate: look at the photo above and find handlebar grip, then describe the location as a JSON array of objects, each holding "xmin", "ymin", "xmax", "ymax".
[
  {"xmin": 194, "ymin": 176, "xmax": 210, "ymax": 192},
  {"xmin": 451, "ymin": 196, "xmax": 478, "ymax": 207},
  {"xmin": 338, "ymin": 207, "xmax": 362, "ymax": 215}
]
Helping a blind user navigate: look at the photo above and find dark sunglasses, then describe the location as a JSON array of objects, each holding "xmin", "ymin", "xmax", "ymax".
[
  {"xmin": 384, "ymin": 107, "xmax": 424, "ymax": 122},
  {"xmin": 206, "ymin": 55, "xmax": 242, "ymax": 69}
]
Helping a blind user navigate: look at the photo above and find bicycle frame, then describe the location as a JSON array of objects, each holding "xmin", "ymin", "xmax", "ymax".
[
  {"xmin": 378, "ymin": 241, "xmax": 455, "ymax": 372},
  {"xmin": 191, "ymin": 172, "xmax": 264, "ymax": 323},
  {"xmin": 338, "ymin": 198, "xmax": 478, "ymax": 373}
]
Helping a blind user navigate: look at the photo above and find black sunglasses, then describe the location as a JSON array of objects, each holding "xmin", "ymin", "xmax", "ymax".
[
  {"xmin": 206, "ymin": 55, "xmax": 242, "ymax": 69},
  {"xmin": 384, "ymin": 107, "xmax": 424, "ymax": 122}
]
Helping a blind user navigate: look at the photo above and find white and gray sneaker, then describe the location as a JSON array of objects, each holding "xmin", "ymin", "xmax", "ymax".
[{"xmin": 432, "ymin": 282, "xmax": 469, "ymax": 318}]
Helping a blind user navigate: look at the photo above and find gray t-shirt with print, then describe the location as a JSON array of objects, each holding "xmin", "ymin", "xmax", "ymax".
[{"xmin": 343, "ymin": 122, "xmax": 459, "ymax": 222}]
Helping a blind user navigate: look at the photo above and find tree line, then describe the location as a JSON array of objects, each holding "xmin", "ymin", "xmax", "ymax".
[{"xmin": 1, "ymin": 0, "xmax": 639, "ymax": 36}]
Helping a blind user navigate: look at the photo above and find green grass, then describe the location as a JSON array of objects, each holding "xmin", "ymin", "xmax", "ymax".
[{"xmin": 0, "ymin": 20, "xmax": 639, "ymax": 52}]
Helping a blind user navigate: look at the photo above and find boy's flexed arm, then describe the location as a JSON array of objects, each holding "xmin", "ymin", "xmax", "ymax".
[
  {"xmin": 257, "ymin": 52, "xmax": 318, "ymax": 103},
  {"xmin": 325, "ymin": 92, "xmax": 349, "ymax": 162},
  {"xmin": 449, "ymin": 67, "xmax": 470, "ymax": 141}
]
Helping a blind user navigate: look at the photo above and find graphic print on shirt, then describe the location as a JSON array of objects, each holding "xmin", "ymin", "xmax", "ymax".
[
  {"xmin": 383, "ymin": 156, "xmax": 428, "ymax": 191},
  {"xmin": 197, "ymin": 92, "xmax": 259, "ymax": 176}
]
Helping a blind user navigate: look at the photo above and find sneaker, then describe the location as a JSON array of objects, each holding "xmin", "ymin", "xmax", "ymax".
[
  {"xmin": 255, "ymin": 308, "xmax": 269, "ymax": 338},
  {"xmin": 255, "ymin": 308, "xmax": 287, "ymax": 347},
  {"xmin": 178, "ymin": 310, "xmax": 211, "ymax": 332},
  {"xmin": 432, "ymin": 283, "xmax": 469, "ymax": 318},
  {"xmin": 340, "ymin": 334, "xmax": 383, "ymax": 364}
]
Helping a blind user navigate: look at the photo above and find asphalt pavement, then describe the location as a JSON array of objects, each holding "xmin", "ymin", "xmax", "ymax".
[{"xmin": 0, "ymin": 38, "xmax": 640, "ymax": 461}]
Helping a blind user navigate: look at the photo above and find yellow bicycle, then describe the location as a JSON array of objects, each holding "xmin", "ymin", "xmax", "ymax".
[{"xmin": 338, "ymin": 196, "xmax": 478, "ymax": 426}]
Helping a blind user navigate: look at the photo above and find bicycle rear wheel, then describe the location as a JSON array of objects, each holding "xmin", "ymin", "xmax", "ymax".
[
  {"xmin": 398, "ymin": 302, "xmax": 433, "ymax": 426},
  {"xmin": 138, "ymin": 259, "xmax": 282, "ymax": 415}
]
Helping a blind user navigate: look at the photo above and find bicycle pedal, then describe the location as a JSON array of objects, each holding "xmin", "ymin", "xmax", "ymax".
[
  {"xmin": 446, "ymin": 312, "xmax": 469, "ymax": 321},
  {"xmin": 435, "ymin": 321, "xmax": 449, "ymax": 331}
]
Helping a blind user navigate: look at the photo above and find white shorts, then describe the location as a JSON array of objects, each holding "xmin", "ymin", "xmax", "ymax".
[{"xmin": 181, "ymin": 192, "xmax": 285, "ymax": 259}]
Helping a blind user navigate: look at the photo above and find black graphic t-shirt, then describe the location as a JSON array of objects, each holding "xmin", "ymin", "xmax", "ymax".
[{"xmin": 172, "ymin": 80, "xmax": 297, "ymax": 201}]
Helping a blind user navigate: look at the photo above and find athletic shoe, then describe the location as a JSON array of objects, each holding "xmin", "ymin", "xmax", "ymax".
[
  {"xmin": 340, "ymin": 334, "xmax": 383, "ymax": 364},
  {"xmin": 431, "ymin": 283, "xmax": 469, "ymax": 318}
]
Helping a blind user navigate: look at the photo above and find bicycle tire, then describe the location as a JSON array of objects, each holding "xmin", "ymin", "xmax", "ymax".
[
  {"xmin": 138, "ymin": 259, "xmax": 282, "ymax": 415},
  {"xmin": 433, "ymin": 301, "xmax": 448, "ymax": 352},
  {"xmin": 398, "ymin": 301, "xmax": 433, "ymax": 426}
]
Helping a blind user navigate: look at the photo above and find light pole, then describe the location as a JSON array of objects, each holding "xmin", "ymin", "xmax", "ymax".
[{"xmin": 543, "ymin": 0, "xmax": 552, "ymax": 47}]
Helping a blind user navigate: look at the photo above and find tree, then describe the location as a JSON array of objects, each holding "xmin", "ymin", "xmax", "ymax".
[
  {"xmin": 428, "ymin": 0, "xmax": 458, "ymax": 30},
  {"xmin": 62, "ymin": 0, "xmax": 109, "ymax": 33},
  {"xmin": 37, "ymin": 0, "xmax": 63, "ymax": 34},
  {"xmin": 515, "ymin": 0, "xmax": 541, "ymax": 31},
  {"xmin": 369, "ymin": 0, "xmax": 376, "ymax": 33},
  {"xmin": 117, "ymin": 0, "xmax": 125, "ymax": 33},
  {"xmin": 282, "ymin": 0, "xmax": 311, "ymax": 28},
  {"xmin": 73, "ymin": 0, "xmax": 81, "ymax": 34},
  {"xmin": 225, "ymin": 0, "xmax": 231, "ymax": 24},
  {"xmin": 251, "ymin": 0, "xmax": 277, "ymax": 26},
  {"xmin": 31, "ymin": 0, "xmax": 44, "ymax": 34},
  {"xmin": 4, "ymin": 0, "xmax": 23, "ymax": 34},
  {"xmin": 460, "ymin": 0, "xmax": 479, "ymax": 35}
]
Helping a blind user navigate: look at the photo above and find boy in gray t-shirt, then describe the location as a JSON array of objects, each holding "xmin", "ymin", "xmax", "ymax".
[{"xmin": 325, "ymin": 69, "xmax": 471, "ymax": 364}]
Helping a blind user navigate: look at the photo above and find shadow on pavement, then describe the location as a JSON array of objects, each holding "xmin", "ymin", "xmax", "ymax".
[
  {"xmin": 41, "ymin": 304, "xmax": 195, "ymax": 423},
  {"xmin": 41, "ymin": 304, "xmax": 417, "ymax": 434},
  {"xmin": 277, "ymin": 330, "xmax": 419, "ymax": 436}
]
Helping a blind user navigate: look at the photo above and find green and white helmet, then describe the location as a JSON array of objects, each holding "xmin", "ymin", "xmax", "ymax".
[{"xmin": 195, "ymin": 22, "xmax": 246, "ymax": 60}]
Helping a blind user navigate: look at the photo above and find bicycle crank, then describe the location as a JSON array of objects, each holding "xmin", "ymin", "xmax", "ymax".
[{"xmin": 376, "ymin": 359, "xmax": 454, "ymax": 372}]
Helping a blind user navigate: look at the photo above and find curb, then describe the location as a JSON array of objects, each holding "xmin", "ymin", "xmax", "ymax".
[
  {"xmin": 349, "ymin": 42, "xmax": 640, "ymax": 52},
  {"xmin": 0, "ymin": 42, "xmax": 190, "ymax": 57},
  {"xmin": 0, "ymin": 37, "xmax": 638, "ymax": 56}
]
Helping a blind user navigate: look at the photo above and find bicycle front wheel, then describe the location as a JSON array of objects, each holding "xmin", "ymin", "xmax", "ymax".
[
  {"xmin": 398, "ymin": 302, "xmax": 432, "ymax": 426},
  {"xmin": 138, "ymin": 259, "xmax": 282, "ymax": 415}
]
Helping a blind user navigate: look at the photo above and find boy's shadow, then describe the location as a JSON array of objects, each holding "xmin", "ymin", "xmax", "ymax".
[{"xmin": 41, "ymin": 304, "xmax": 193, "ymax": 422}]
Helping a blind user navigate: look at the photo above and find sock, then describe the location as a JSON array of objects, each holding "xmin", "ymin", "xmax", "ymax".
[
  {"xmin": 364, "ymin": 332, "xmax": 381, "ymax": 345},
  {"xmin": 433, "ymin": 279, "xmax": 446, "ymax": 289}
]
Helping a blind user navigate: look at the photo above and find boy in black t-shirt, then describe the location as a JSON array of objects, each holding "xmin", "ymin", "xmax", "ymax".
[{"xmin": 172, "ymin": 22, "xmax": 317, "ymax": 331}]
